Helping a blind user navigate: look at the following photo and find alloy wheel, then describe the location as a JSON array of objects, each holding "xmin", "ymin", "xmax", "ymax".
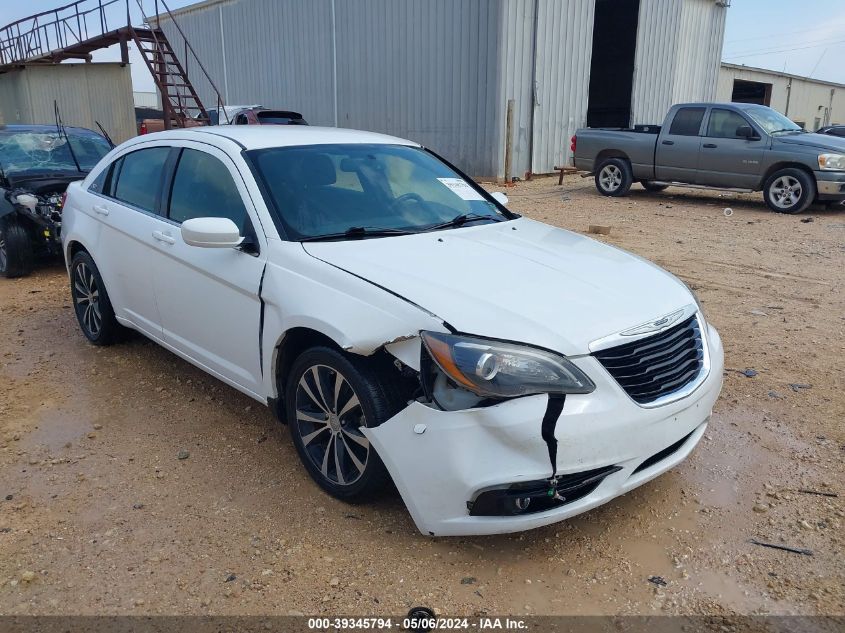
[
  {"xmin": 73, "ymin": 262, "xmax": 102, "ymax": 337},
  {"xmin": 600, "ymin": 165, "xmax": 622, "ymax": 192},
  {"xmin": 770, "ymin": 175, "xmax": 802, "ymax": 210},
  {"xmin": 294, "ymin": 364, "xmax": 370, "ymax": 486}
]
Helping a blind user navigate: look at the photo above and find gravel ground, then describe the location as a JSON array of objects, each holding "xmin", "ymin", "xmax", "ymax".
[{"xmin": 0, "ymin": 174, "xmax": 843, "ymax": 617}]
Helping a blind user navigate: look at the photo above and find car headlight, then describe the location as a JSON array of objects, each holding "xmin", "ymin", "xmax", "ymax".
[
  {"xmin": 818, "ymin": 153, "xmax": 845, "ymax": 171},
  {"xmin": 421, "ymin": 331, "xmax": 595, "ymax": 398}
]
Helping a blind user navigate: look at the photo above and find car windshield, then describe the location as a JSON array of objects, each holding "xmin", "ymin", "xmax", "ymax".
[
  {"xmin": 248, "ymin": 144, "xmax": 508, "ymax": 240},
  {"xmin": 744, "ymin": 106, "xmax": 804, "ymax": 135},
  {"xmin": 0, "ymin": 128, "xmax": 111, "ymax": 176}
]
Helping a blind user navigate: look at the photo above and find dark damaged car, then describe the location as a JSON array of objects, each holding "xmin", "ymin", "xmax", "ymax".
[{"xmin": 0, "ymin": 124, "xmax": 111, "ymax": 278}]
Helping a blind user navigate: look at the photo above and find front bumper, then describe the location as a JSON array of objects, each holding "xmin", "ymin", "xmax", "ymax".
[
  {"xmin": 365, "ymin": 323, "xmax": 724, "ymax": 536},
  {"xmin": 815, "ymin": 171, "xmax": 845, "ymax": 200}
]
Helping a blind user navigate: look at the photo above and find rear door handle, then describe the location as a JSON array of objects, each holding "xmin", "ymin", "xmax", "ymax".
[
  {"xmin": 662, "ymin": 140, "xmax": 674, "ymax": 146},
  {"xmin": 152, "ymin": 230, "xmax": 175, "ymax": 245},
  {"xmin": 703, "ymin": 143, "xmax": 717, "ymax": 148},
  {"xmin": 93, "ymin": 204, "xmax": 109, "ymax": 216}
]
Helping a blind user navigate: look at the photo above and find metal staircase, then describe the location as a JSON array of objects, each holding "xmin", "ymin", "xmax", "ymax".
[{"xmin": 0, "ymin": 0, "xmax": 224, "ymax": 129}]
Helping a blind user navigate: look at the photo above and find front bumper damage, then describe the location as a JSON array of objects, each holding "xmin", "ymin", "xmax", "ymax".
[{"xmin": 365, "ymin": 323, "xmax": 724, "ymax": 536}]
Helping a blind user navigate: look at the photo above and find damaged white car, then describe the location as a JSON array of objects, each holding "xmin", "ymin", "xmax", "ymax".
[{"xmin": 61, "ymin": 126, "xmax": 724, "ymax": 536}]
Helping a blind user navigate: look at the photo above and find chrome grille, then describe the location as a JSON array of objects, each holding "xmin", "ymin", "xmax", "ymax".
[{"xmin": 594, "ymin": 315, "xmax": 704, "ymax": 405}]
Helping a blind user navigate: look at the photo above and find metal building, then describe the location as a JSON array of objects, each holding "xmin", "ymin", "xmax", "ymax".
[
  {"xmin": 0, "ymin": 62, "xmax": 137, "ymax": 142},
  {"xmin": 159, "ymin": 0, "xmax": 728, "ymax": 179},
  {"xmin": 718, "ymin": 63, "xmax": 844, "ymax": 131}
]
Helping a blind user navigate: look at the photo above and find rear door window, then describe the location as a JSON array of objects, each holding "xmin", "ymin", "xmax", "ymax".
[
  {"xmin": 669, "ymin": 108, "xmax": 706, "ymax": 136},
  {"xmin": 111, "ymin": 147, "xmax": 171, "ymax": 213}
]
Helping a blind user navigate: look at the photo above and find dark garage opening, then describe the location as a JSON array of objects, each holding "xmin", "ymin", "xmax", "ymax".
[
  {"xmin": 587, "ymin": 0, "xmax": 640, "ymax": 128},
  {"xmin": 731, "ymin": 79, "xmax": 772, "ymax": 105}
]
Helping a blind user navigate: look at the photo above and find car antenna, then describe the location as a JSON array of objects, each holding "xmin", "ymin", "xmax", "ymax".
[
  {"xmin": 54, "ymin": 100, "xmax": 82, "ymax": 173},
  {"xmin": 95, "ymin": 120, "xmax": 115, "ymax": 148}
]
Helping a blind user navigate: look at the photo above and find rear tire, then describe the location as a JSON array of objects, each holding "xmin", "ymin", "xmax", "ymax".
[
  {"xmin": 763, "ymin": 168, "xmax": 815, "ymax": 214},
  {"xmin": 0, "ymin": 218, "xmax": 34, "ymax": 278},
  {"xmin": 285, "ymin": 347, "xmax": 405, "ymax": 502},
  {"xmin": 640, "ymin": 181, "xmax": 669, "ymax": 192},
  {"xmin": 595, "ymin": 158, "xmax": 633, "ymax": 197},
  {"xmin": 70, "ymin": 251, "xmax": 122, "ymax": 346}
]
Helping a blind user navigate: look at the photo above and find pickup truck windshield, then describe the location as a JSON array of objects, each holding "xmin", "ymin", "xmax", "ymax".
[
  {"xmin": 248, "ymin": 144, "xmax": 508, "ymax": 240},
  {"xmin": 0, "ymin": 129, "xmax": 110, "ymax": 176},
  {"xmin": 744, "ymin": 106, "xmax": 804, "ymax": 135}
]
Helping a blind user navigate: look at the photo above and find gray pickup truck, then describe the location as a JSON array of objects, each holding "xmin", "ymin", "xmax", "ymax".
[{"xmin": 573, "ymin": 102, "xmax": 845, "ymax": 214}]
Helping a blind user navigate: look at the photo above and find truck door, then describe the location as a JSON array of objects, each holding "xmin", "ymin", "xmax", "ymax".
[
  {"xmin": 696, "ymin": 108, "xmax": 765, "ymax": 189},
  {"xmin": 655, "ymin": 107, "xmax": 706, "ymax": 183}
]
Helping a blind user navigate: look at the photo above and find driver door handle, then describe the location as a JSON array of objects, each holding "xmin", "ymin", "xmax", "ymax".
[
  {"xmin": 152, "ymin": 230, "xmax": 175, "ymax": 245},
  {"xmin": 662, "ymin": 140, "xmax": 674, "ymax": 146},
  {"xmin": 93, "ymin": 204, "xmax": 109, "ymax": 216},
  {"xmin": 703, "ymin": 143, "xmax": 718, "ymax": 148}
]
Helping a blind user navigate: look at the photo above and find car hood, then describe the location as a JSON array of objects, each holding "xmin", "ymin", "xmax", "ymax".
[
  {"xmin": 774, "ymin": 132, "xmax": 845, "ymax": 153},
  {"xmin": 302, "ymin": 218, "xmax": 694, "ymax": 355}
]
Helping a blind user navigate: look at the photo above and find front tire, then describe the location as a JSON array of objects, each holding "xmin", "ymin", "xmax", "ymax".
[
  {"xmin": 595, "ymin": 158, "xmax": 633, "ymax": 197},
  {"xmin": 70, "ymin": 251, "xmax": 122, "ymax": 345},
  {"xmin": 0, "ymin": 218, "xmax": 34, "ymax": 278},
  {"xmin": 763, "ymin": 168, "xmax": 815, "ymax": 214},
  {"xmin": 285, "ymin": 347, "xmax": 404, "ymax": 502}
]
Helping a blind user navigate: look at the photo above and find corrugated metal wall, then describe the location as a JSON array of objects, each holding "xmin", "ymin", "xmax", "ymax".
[
  {"xmin": 531, "ymin": 0, "xmax": 595, "ymax": 174},
  {"xmin": 161, "ymin": 0, "xmax": 501, "ymax": 176},
  {"xmin": 672, "ymin": 0, "xmax": 725, "ymax": 104},
  {"xmin": 0, "ymin": 63, "xmax": 136, "ymax": 142},
  {"xmin": 496, "ymin": 0, "xmax": 595, "ymax": 178},
  {"xmin": 161, "ymin": 0, "xmax": 727, "ymax": 178},
  {"xmin": 631, "ymin": 0, "xmax": 681, "ymax": 125},
  {"xmin": 632, "ymin": 0, "xmax": 727, "ymax": 125}
]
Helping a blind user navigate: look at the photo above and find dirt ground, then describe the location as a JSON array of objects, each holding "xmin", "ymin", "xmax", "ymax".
[{"xmin": 0, "ymin": 174, "xmax": 843, "ymax": 618}]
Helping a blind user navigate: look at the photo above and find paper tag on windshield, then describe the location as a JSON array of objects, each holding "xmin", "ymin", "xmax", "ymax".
[{"xmin": 436, "ymin": 177, "xmax": 485, "ymax": 201}]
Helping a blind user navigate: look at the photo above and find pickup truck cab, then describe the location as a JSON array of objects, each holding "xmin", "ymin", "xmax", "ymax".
[{"xmin": 573, "ymin": 103, "xmax": 845, "ymax": 214}]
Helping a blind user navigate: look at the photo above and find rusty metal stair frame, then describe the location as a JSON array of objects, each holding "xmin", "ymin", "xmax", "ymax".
[
  {"xmin": 134, "ymin": 0, "xmax": 226, "ymax": 130},
  {"xmin": 129, "ymin": 25, "xmax": 210, "ymax": 128}
]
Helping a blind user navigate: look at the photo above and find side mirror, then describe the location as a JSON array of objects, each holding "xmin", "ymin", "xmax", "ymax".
[
  {"xmin": 491, "ymin": 191, "xmax": 509, "ymax": 206},
  {"xmin": 181, "ymin": 217, "xmax": 244, "ymax": 248},
  {"xmin": 736, "ymin": 125, "xmax": 757, "ymax": 140}
]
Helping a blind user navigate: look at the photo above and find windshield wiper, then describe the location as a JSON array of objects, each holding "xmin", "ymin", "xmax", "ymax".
[
  {"xmin": 770, "ymin": 128, "xmax": 804, "ymax": 135},
  {"xmin": 299, "ymin": 226, "xmax": 416, "ymax": 242},
  {"xmin": 422, "ymin": 213, "xmax": 503, "ymax": 232}
]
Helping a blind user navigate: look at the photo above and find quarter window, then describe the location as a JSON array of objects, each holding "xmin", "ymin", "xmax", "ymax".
[
  {"xmin": 111, "ymin": 147, "xmax": 170, "ymax": 213},
  {"xmin": 707, "ymin": 109, "xmax": 750, "ymax": 138},
  {"xmin": 668, "ymin": 108, "xmax": 705, "ymax": 136},
  {"xmin": 168, "ymin": 149, "xmax": 249, "ymax": 231},
  {"xmin": 88, "ymin": 166, "xmax": 111, "ymax": 195}
]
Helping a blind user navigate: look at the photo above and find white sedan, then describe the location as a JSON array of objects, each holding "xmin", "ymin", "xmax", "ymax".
[{"xmin": 61, "ymin": 126, "xmax": 723, "ymax": 536}]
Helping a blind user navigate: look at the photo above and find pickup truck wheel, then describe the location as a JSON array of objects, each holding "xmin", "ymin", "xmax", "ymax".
[
  {"xmin": 763, "ymin": 169, "xmax": 815, "ymax": 214},
  {"xmin": 595, "ymin": 158, "xmax": 632, "ymax": 197},
  {"xmin": 70, "ymin": 252, "xmax": 122, "ymax": 345},
  {"xmin": 640, "ymin": 181, "xmax": 669, "ymax": 192},
  {"xmin": 286, "ymin": 347, "xmax": 402, "ymax": 502},
  {"xmin": 0, "ymin": 218, "xmax": 34, "ymax": 279}
]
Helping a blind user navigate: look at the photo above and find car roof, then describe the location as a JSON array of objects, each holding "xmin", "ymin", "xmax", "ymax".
[{"xmin": 136, "ymin": 125, "xmax": 420, "ymax": 150}]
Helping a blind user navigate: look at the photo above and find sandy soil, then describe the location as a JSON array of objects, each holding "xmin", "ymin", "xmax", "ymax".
[{"xmin": 0, "ymin": 175, "xmax": 842, "ymax": 617}]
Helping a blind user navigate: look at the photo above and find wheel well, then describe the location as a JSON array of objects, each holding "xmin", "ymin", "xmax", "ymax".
[
  {"xmin": 595, "ymin": 149, "xmax": 630, "ymax": 166},
  {"xmin": 272, "ymin": 327, "xmax": 342, "ymax": 421},
  {"xmin": 761, "ymin": 163, "xmax": 815, "ymax": 189},
  {"xmin": 67, "ymin": 240, "xmax": 88, "ymax": 263}
]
